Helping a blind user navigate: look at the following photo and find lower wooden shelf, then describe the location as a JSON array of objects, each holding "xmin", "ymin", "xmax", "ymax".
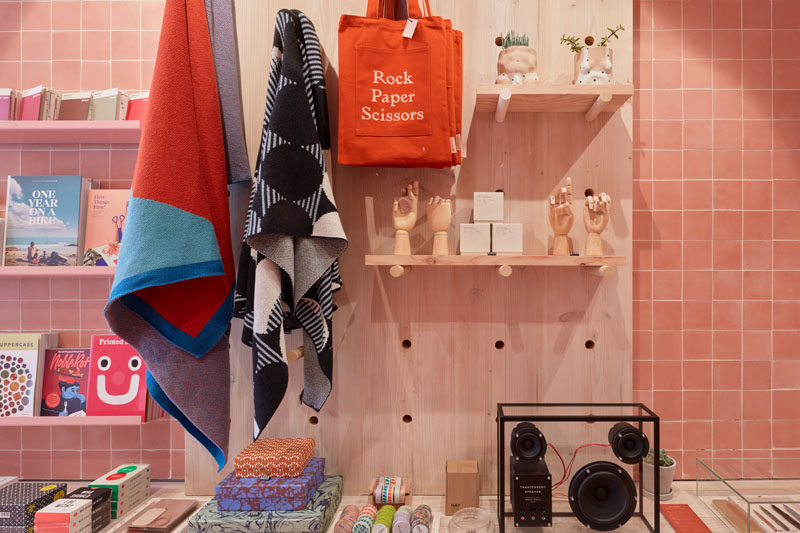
[
  {"xmin": 365, "ymin": 254, "xmax": 625, "ymax": 278},
  {"xmin": 0, "ymin": 415, "xmax": 142, "ymax": 426},
  {"xmin": 0, "ymin": 266, "xmax": 116, "ymax": 278}
]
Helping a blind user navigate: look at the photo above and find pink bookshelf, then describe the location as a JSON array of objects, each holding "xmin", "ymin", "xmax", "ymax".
[
  {"xmin": 0, "ymin": 416, "xmax": 142, "ymax": 426},
  {"xmin": 0, "ymin": 121, "xmax": 141, "ymax": 144},
  {"xmin": 0, "ymin": 266, "xmax": 116, "ymax": 278}
]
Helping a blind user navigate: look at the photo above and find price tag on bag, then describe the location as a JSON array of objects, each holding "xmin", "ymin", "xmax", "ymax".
[{"xmin": 402, "ymin": 18, "xmax": 418, "ymax": 38}]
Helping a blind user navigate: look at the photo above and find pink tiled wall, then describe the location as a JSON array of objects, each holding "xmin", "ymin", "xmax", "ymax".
[
  {"xmin": 0, "ymin": 0, "xmax": 183, "ymax": 482},
  {"xmin": 633, "ymin": 0, "xmax": 800, "ymax": 479}
]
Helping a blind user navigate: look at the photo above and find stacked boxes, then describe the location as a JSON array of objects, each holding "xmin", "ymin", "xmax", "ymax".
[
  {"xmin": 0, "ymin": 483, "xmax": 67, "ymax": 533},
  {"xmin": 89, "ymin": 465, "xmax": 150, "ymax": 519},
  {"xmin": 460, "ymin": 192, "xmax": 523, "ymax": 255},
  {"xmin": 65, "ymin": 488, "xmax": 111, "ymax": 533},
  {"xmin": 216, "ymin": 458, "xmax": 325, "ymax": 511},
  {"xmin": 34, "ymin": 498, "xmax": 92, "ymax": 533},
  {"xmin": 189, "ymin": 476, "xmax": 343, "ymax": 533}
]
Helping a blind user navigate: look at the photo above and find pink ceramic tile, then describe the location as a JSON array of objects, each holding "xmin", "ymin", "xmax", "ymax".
[
  {"xmin": 713, "ymin": 390, "xmax": 743, "ymax": 420},
  {"xmin": 713, "ymin": 150, "xmax": 742, "ymax": 179},
  {"xmin": 684, "ymin": 241, "xmax": 712, "ymax": 269},
  {"xmin": 633, "ymin": 211, "xmax": 653, "ymax": 241},
  {"xmin": 653, "ymin": 30, "xmax": 683, "ymax": 60},
  {"xmin": 743, "ymin": 60, "xmax": 772, "ymax": 89},
  {"xmin": 53, "ymin": 2, "xmax": 81, "ymax": 30},
  {"xmin": 742, "ymin": 271, "xmax": 771, "ymax": 300},
  {"xmin": 741, "ymin": 211, "xmax": 772, "ymax": 240},
  {"xmin": 634, "ymin": 59, "xmax": 653, "ymax": 88},
  {"xmin": 51, "ymin": 426, "xmax": 81, "ymax": 450},
  {"xmin": 653, "ymin": 270, "xmax": 682, "ymax": 301},
  {"xmin": 684, "ymin": 150, "xmax": 713, "ymax": 179},
  {"xmin": 774, "ymin": 241, "xmax": 800, "ymax": 269},
  {"xmin": 21, "ymin": 2, "xmax": 51, "ymax": 30},
  {"xmin": 684, "ymin": 0, "xmax": 712, "ymax": 29},
  {"xmin": 171, "ymin": 451, "xmax": 184, "ymax": 479},
  {"xmin": 653, "ymin": 211, "xmax": 683, "ymax": 240},
  {"xmin": 112, "ymin": 31, "xmax": 140, "ymax": 61},
  {"xmin": 743, "ymin": 0, "xmax": 771, "ymax": 29},
  {"xmin": 634, "ymin": 119, "xmax": 652, "ymax": 149},
  {"xmin": 743, "ymin": 390, "xmax": 771, "ymax": 419},
  {"xmin": 684, "ymin": 181, "xmax": 712, "ymax": 210},
  {"xmin": 774, "ymin": 120, "xmax": 800, "ymax": 148},
  {"xmin": 140, "ymin": 60, "xmax": 155, "ymax": 89},
  {"xmin": 743, "ymin": 300, "xmax": 771, "ymax": 330},
  {"xmin": 20, "ymin": 279, "xmax": 50, "ymax": 301},
  {"xmin": 713, "ymin": 421, "xmax": 742, "ymax": 450},
  {"xmin": 0, "ymin": 3, "xmax": 21, "ymax": 32},
  {"xmin": 684, "ymin": 120, "xmax": 712, "ymax": 149},
  {"xmin": 774, "ymin": 211, "xmax": 800, "ymax": 239},
  {"xmin": 653, "ymin": 90, "xmax": 681, "ymax": 119},
  {"xmin": 743, "ymin": 90, "xmax": 772, "ymax": 119},
  {"xmin": 774, "ymin": 91, "xmax": 800, "ymax": 119},
  {"xmin": 112, "ymin": 1, "xmax": 140, "ymax": 30},
  {"xmin": 713, "ymin": 181, "xmax": 742, "ymax": 210},
  {"xmin": 112, "ymin": 449, "xmax": 142, "ymax": 466},
  {"xmin": 50, "ymin": 278, "xmax": 79, "ymax": 299},
  {"xmin": 653, "ymin": 60, "xmax": 682, "ymax": 89},
  {"xmin": 634, "ymin": 361, "xmax": 652, "ymax": 389},
  {"xmin": 714, "ymin": 120, "xmax": 743, "ymax": 150},
  {"xmin": 653, "ymin": 331, "xmax": 682, "ymax": 360},
  {"xmin": 742, "ymin": 119, "xmax": 772, "ymax": 151},
  {"xmin": 684, "ymin": 390, "xmax": 713, "ymax": 420},
  {"xmin": 58, "ymin": 331, "xmax": 82, "ymax": 347},
  {"xmin": 82, "ymin": 31, "xmax": 110, "ymax": 61},
  {"xmin": 684, "ymin": 360, "xmax": 712, "ymax": 390},
  {"xmin": 653, "ymin": 150, "xmax": 682, "ymax": 179},
  {"xmin": 684, "ymin": 62, "xmax": 713, "ymax": 90},
  {"xmin": 634, "ymin": 150, "xmax": 652, "ymax": 181},
  {"xmin": 653, "ymin": 361, "xmax": 683, "ymax": 390},
  {"xmin": 634, "ymin": 31, "xmax": 653, "ymax": 62},
  {"xmin": 773, "ymin": 360, "xmax": 800, "ymax": 389},
  {"xmin": 633, "ymin": 300, "xmax": 652, "ymax": 330},
  {"xmin": 653, "ymin": 390, "xmax": 683, "ymax": 419},
  {"xmin": 713, "ymin": 211, "xmax": 742, "ymax": 241},
  {"xmin": 0, "ymin": 427, "xmax": 21, "ymax": 450},
  {"xmin": 0, "ymin": 280, "xmax": 20, "ymax": 301},
  {"xmin": 20, "ymin": 31, "xmax": 51, "ymax": 61},
  {"xmin": 0, "ymin": 301, "xmax": 22, "ymax": 331},
  {"xmin": 713, "ymin": 0, "xmax": 742, "ymax": 28},
  {"xmin": 743, "ymin": 241, "xmax": 772, "ymax": 270},
  {"xmin": 684, "ymin": 271, "xmax": 713, "ymax": 300},
  {"xmin": 773, "ymin": 331, "xmax": 800, "ymax": 360},
  {"xmin": 52, "ymin": 61, "xmax": 82, "ymax": 92},
  {"xmin": 53, "ymin": 31, "xmax": 80, "ymax": 61},
  {"xmin": 774, "ymin": 271, "xmax": 800, "ymax": 300},
  {"xmin": 774, "ymin": 60, "xmax": 800, "ymax": 90},
  {"xmin": 713, "ymin": 91, "xmax": 743, "ymax": 119},
  {"xmin": 81, "ymin": 426, "xmax": 111, "ymax": 450},
  {"xmin": 713, "ymin": 30, "xmax": 743, "ymax": 59},
  {"xmin": 684, "ymin": 421, "xmax": 713, "ymax": 450},
  {"xmin": 81, "ymin": 450, "xmax": 111, "ymax": 480},
  {"xmin": 80, "ymin": 299, "xmax": 108, "ymax": 330},
  {"xmin": 633, "ymin": 180, "xmax": 653, "ymax": 211},
  {"xmin": 21, "ymin": 450, "xmax": 51, "ymax": 480},
  {"xmin": 51, "ymin": 450, "xmax": 82, "ymax": 480},
  {"xmin": 652, "ymin": 240, "xmax": 682, "ymax": 270},
  {"xmin": 82, "ymin": 1, "xmax": 110, "ymax": 30},
  {"xmin": 21, "ymin": 150, "xmax": 51, "ymax": 175},
  {"xmin": 713, "ymin": 271, "xmax": 742, "ymax": 300},
  {"xmin": 112, "ymin": 425, "xmax": 141, "ymax": 449},
  {"xmin": 141, "ymin": 1, "xmax": 165, "ymax": 31},
  {"xmin": 774, "ymin": 390, "xmax": 800, "ymax": 418},
  {"xmin": 0, "ymin": 451, "xmax": 21, "ymax": 478},
  {"xmin": 80, "ymin": 150, "xmax": 110, "ymax": 180},
  {"xmin": 170, "ymin": 419, "xmax": 184, "ymax": 449},
  {"xmin": 21, "ymin": 60, "xmax": 51, "ymax": 88},
  {"xmin": 80, "ymin": 61, "xmax": 111, "ymax": 91},
  {"xmin": 653, "ymin": 0, "xmax": 681, "ymax": 29},
  {"xmin": 774, "ymin": 31, "xmax": 797, "ymax": 61},
  {"xmin": 142, "ymin": 419, "xmax": 171, "ymax": 449},
  {"xmin": 80, "ymin": 278, "xmax": 110, "ymax": 300},
  {"xmin": 713, "ymin": 301, "xmax": 742, "ymax": 330},
  {"xmin": 653, "ymin": 300, "xmax": 682, "ymax": 330},
  {"xmin": 773, "ymin": 420, "xmax": 800, "ymax": 448},
  {"xmin": 50, "ymin": 150, "xmax": 80, "ymax": 175},
  {"xmin": 742, "ymin": 361, "xmax": 771, "ymax": 390},
  {"xmin": 141, "ymin": 450, "xmax": 170, "ymax": 480},
  {"xmin": 773, "ymin": 0, "xmax": 800, "ymax": 29},
  {"xmin": 684, "ymin": 29, "xmax": 713, "ymax": 59},
  {"xmin": 111, "ymin": 61, "xmax": 141, "ymax": 91},
  {"xmin": 742, "ymin": 30, "xmax": 771, "ymax": 60},
  {"xmin": 21, "ymin": 300, "xmax": 49, "ymax": 331},
  {"xmin": 684, "ymin": 331, "xmax": 712, "ymax": 359},
  {"xmin": 653, "ymin": 120, "xmax": 683, "ymax": 149}
]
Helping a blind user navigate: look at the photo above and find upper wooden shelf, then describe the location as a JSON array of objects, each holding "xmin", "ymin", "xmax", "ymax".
[
  {"xmin": 0, "ymin": 266, "xmax": 116, "ymax": 278},
  {"xmin": 475, "ymin": 84, "xmax": 634, "ymax": 122},
  {"xmin": 365, "ymin": 254, "xmax": 625, "ymax": 278},
  {"xmin": 0, "ymin": 121, "xmax": 141, "ymax": 144},
  {"xmin": 0, "ymin": 415, "xmax": 142, "ymax": 426}
]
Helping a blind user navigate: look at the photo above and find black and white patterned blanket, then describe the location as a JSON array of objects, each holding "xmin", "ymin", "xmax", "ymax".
[{"xmin": 234, "ymin": 10, "xmax": 347, "ymax": 438}]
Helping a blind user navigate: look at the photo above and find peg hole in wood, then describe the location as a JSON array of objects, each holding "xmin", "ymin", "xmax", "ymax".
[
  {"xmin": 584, "ymin": 188, "xmax": 595, "ymax": 197},
  {"xmin": 308, "ymin": 416, "xmax": 319, "ymax": 425},
  {"xmin": 495, "ymin": 340, "xmax": 505, "ymax": 350},
  {"xmin": 402, "ymin": 414, "xmax": 413, "ymax": 424},
  {"xmin": 585, "ymin": 339, "xmax": 595, "ymax": 349},
  {"xmin": 495, "ymin": 188, "xmax": 504, "ymax": 194},
  {"xmin": 402, "ymin": 339, "xmax": 412, "ymax": 349}
]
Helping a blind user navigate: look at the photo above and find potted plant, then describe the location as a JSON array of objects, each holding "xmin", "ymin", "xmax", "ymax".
[
  {"xmin": 494, "ymin": 31, "xmax": 539, "ymax": 85},
  {"xmin": 642, "ymin": 449, "xmax": 676, "ymax": 499},
  {"xmin": 560, "ymin": 25, "xmax": 624, "ymax": 84}
]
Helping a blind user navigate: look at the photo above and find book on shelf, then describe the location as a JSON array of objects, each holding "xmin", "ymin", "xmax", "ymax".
[
  {"xmin": 3, "ymin": 175, "xmax": 91, "ymax": 267},
  {"xmin": 57, "ymin": 91, "xmax": 92, "ymax": 120},
  {"xmin": 125, "ymin": 92, "xmax": 148, "ymax": 121},
  {"xmin": 86, "ymin": 335, "xmax": 153, "ymax": 421},
  {"xmin": 83, "ymin": 189, "xmax": 130, "ymax": 266},
  {"xmin": 19, "ymin": 86, "xmax": 45, "ymax": 120},
  {"xmin": 0, "ymin": 89, "xmax": 20, "ymax": 121},
  {"xmin": 39, "ymin": 348, "xmax": 91, "ymax": 417},
  {"xmin": 0, "ymin": 333, "xmax": 59, "ymax": 417},
  {"xmin": 89, "ymin": 89, "xmax": 128, "ymax": 120}
]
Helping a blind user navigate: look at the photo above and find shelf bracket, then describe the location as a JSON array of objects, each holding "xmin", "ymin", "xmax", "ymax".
[
  {"xmin": 590, "ymin": 265, "xmax": 617, "ymax": 278},
  {"xmin": 496, "ymin": 265, "xmax": 513, "ymax": 277},
  {"xmin": 584, "ymin": 91, "xmax": 613, "ymax": 122},
  {"xmin": 494, "ymin": 88, "xmax": 512, "ymax": 123},
  {"xmin": 389, "ymin": 265, "xmax": 410, "ymax": 278}
]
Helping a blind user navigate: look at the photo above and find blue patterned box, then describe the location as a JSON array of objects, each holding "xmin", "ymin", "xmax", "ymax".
[
  {"xmin": 215, "ymin": 458, "xmax": 325, "ymax": 511},
  {"xmin": 190, "ymin": 475, "xmax": 342, "ymax": 533}
]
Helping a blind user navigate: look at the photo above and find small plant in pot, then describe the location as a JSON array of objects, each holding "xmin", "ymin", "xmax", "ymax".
[
  {"xmin": 494, "ymin": 31, "xmax": 539, "ymax": 85},
  {"xmin": 560, "ymin": 24, "xmax": 624, "ymax": 84},
  {"xmin": 642, "ymin": 449, "xmax": 677, "ymax": 499}
]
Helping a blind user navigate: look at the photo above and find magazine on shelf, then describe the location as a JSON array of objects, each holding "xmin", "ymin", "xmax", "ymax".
[
  {"xmin": 0, "ymin": 89, "xmax": 17, "ymax": 120},
  {"xmin": 89, "ymin": 89, "xmax": 127, "ymax": 120},
  {"xmin": 3, "ymin": 175, "xmax": 91, "ymax": 266},
  {"xmin": 39, "ymin": 348, "xmax": 91, "ymax": 417},
  {"xmin": 19, "ymin": 86, "xmax": 45, "ymax": 120},
  {"xmin": 125, "ymin": 92, "xmax": 149, "ymax": 121},
  {"xmin": 86, "ymin": 335, "xmax": 149, "ymax": 420},
  {"xmin": 83, "ymin": 189, "xmax": 130, "ymax": 266},
  {"xmin": 0, "ymin": 333, "xmax": 59, "ymax": 417},
  {"xmin": 58, "ymin": 92, "xmax": 92, "ymax": 120}
]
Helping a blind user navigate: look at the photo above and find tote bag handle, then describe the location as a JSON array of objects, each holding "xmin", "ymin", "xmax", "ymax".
[{"xmin": 365, "ymin": 0, "xmax": 432, "ymax": 18}]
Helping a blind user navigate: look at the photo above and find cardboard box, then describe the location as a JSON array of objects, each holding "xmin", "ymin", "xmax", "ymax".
[
  {"xmin": 445, "ymin": 460, "xmax": 479, "ymax": 516},
  {"xmin": 459, "ymin": 223, "xmax": 491, "ymax": 255},
  {"xmin": 473, "ymin": 192, "xmax": 504, "ymax": 222},
  {"xmin": 491, "ymin": 223, "xmax": 523, "ymax": 254}
]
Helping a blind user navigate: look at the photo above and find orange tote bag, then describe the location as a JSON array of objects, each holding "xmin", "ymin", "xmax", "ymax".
[{"xmin": 338, "ymin": 0, "xmax": 453, "ymax": 167}]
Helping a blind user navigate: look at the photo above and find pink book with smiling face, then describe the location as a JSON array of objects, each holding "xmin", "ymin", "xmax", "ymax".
[{"xmin": 82, "ymin": 189, "xmax": 130, "ymax": 266}]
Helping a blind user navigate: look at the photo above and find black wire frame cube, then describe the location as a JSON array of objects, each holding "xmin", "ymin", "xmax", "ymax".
[{"xmin": 496, "ymin": 402, "xmax": 661, "ymax": 533}]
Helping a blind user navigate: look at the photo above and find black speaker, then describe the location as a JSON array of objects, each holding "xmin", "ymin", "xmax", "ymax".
[
  {"xmin": 510, "ymin": 422, "xmax": 546, "ymax": 461},
  {"xmin": 607, "ymin": 422, "xmax": 649, "ymax": 464},
  {"xmin": 568, "ymin": 461, "xmax": 637, "ymax": 531}
]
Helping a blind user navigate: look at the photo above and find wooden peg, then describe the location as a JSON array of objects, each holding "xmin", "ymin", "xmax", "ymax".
[
  {"xmin": 497, "ymin": 264, "xmax": 513, "ymax": 277},
  {"xmin": 495, "ymin": 88, "xmax": 512, "ymax": 123},
  {"xmin": 585, "ymin": 91, "xmax": 612, "ymax": 122},
  {"xmin": 389, "ymin": 265, "xmax": 410, "ymax": 278},
  {"xmin": 286, "ymin": 347, "xmax": 304, "ymax": 363},
  {"xmin": 590, "ymin": 265, "xmax": 616, "ymax": 277}
]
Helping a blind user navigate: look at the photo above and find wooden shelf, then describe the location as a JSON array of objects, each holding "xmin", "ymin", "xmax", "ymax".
[
  {"xmin": 0, "ymin": 121, "xmax": 141, "ymax": 144},
  {"xmin": 0, "ymin": 266, "xmax": 116, "ymax": 278},
  {"xmin": 475, "ymin": 84, "xmax": 634, "ymax": 122},
  {"xmin": 365, "ymin": 254, "xmax": 625, "ymax": 277},
  {"xmin": 0, "ymin": 415, "xmax": 142, "ymax": 426}
]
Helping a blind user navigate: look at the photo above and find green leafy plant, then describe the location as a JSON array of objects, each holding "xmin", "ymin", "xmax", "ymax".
[
  {"xmin": 598, "ymin": 24, "xmax": 625, "ymax": 46},
  {"xmin": 644, "ymin": 449, "xmax": 674, "ymax": 467},
  {"xmin": 560, "ymin": 34, "xmax": 584, "ymax": 54},
  {"xmin": 498, "ymin": 31, "xmax": 530, "ymax": 49}
]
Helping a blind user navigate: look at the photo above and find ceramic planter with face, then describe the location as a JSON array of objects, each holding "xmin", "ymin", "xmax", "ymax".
[
  {"xmin": 496, "ymin": 46, "xmax": 539, "ymax": 84},
  {"xmin": 574, "ymin": 46, "xmax": 614, "ymax": 84}
]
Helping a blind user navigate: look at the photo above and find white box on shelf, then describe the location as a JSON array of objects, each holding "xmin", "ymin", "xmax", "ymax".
[
  {"xmin": 492, "ymin": 223, "xmax": 523, "ymax": 254},
  {"xmin": 460, "ymin": 223, "xmax": 491, "ymax": 255},
  {"xmin": 473, "ymin": 192, "xmax": 504, "ymax": 222}
]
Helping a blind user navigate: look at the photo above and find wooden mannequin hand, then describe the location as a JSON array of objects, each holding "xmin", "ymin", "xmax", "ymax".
[
  {"xmin": 583, "ymin": 192, "xmax": 611, "ymax": 234},
  {"xmin": 548, "ymin": 177, "xmax": 574, "ymax": 235},
  {"xmin": 426, "ymin": 196, "xmax": 452, "ymax": 233},
  {"xmin": 392, "ymin": 180, "xmax": 419, "ymax": 232}
]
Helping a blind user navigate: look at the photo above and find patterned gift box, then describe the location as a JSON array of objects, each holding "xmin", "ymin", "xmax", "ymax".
[
  {"xmin": 0, "ymin": 483, "xmax": 67, "ymax": 528},
  {"xmin": 234, "ymin": 439, "xmax": 315, "ymax": 478},
  {"xmin": 217, "ymin": 458, "xmax": 324, "ymax": 511},
  {"xmin": 190, "ymin": 475, "xmax": 342, "ymax": 533},
  {"xmin": 0, "ymin": 526, "xmax": 32, "ymax": 533}
]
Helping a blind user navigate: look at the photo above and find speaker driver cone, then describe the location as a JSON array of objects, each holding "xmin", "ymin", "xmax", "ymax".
[
  {"xmin": 608, "ymin": 422, "xmax": 650, "ymax": 464},
  {"xmin": 568, "ymin": 461, "xmax": 637, "ymax": 531},
  {"xmin": 510, "ymin": 422, "xmax": 546, "ymax": 461}
]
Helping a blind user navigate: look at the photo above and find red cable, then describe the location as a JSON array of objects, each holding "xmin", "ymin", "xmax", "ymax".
[
  {"xmin": 547, "ymin": 443, "xmax": 566, "ymax": 487},
  {"xmin": 549, "ymin": 443, "xmax": 612, "ymax": 490}
]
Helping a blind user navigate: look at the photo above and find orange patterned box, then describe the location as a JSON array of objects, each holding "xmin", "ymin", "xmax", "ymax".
[{"xmin": 234, "ymin": 438, "xmax": 315, "ymax": 478}]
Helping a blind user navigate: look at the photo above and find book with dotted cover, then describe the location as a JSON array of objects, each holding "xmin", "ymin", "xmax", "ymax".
[{"xmin": 0, "ymin": 483, "xmax": 67, "ymax": 528}]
